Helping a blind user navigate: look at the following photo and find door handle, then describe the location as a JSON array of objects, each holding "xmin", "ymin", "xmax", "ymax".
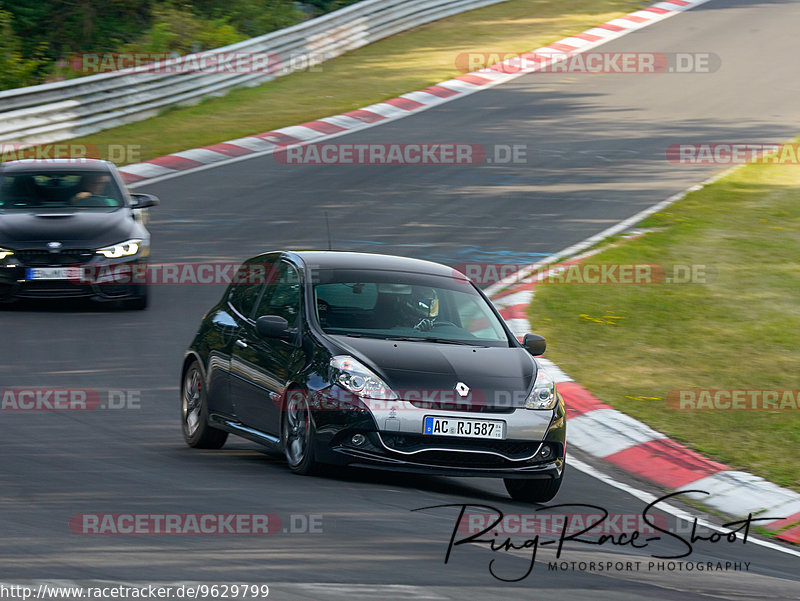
[{"xmin": 235, "ymin": 339, "xmax": 249, "ymax": 349}]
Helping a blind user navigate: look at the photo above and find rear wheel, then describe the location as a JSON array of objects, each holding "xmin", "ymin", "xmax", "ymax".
[
  {"xmin": 181, "ymin": 361, "xmax": 227, "ymax": 449},
  {"xmin": 504, "ymin": 473, "xmax": 563, "ymax": 503},
  {"xmin": 282, "ymin": 389, "xmax": 319, "ymax": 475}
]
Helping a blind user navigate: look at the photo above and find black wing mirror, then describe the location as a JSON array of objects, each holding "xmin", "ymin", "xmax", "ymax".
[
  {"xmin": 523, "ymin": 333, "xmax": 546, "ymax": 356},
  {"xmin": 130, "ymin": 193, "xmax": 160, "ymax": 208},
  {"xmin": 256, "ymin": 315, "xmax": 291, "ymax": 339}
]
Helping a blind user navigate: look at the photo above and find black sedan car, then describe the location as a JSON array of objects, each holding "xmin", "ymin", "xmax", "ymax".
[
  {"xmin": 181, "ymin": 251, "xmax": 566, "ymax": 502},
  {"xmin": 0, "ymin": 159, "xmax": 158, "ymax": 308}
]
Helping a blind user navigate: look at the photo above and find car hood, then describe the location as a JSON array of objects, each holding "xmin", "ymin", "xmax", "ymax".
[
  {"xmin": 0, "ymin": 210, "xmax": 136, "ymax": 248},
  {"xmin": 328, "ymin": 335, "xmax": 537, "ymax": 408}
]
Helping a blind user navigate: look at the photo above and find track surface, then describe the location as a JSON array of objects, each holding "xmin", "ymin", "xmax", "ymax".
[{"xmin": 2, "ymin": 1, "xmax": 800, "ymax": 599}]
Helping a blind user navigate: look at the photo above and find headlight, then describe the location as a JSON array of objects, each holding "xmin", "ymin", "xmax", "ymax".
[
  {"xmin": 0, "ymin": 247, "xmax": 13, "ymax": 260},
  {"xmin": 525, "ymin": 366, "xmax": 557, "ymax": 410},
  {"xmin": 96, "ymin": 239, "xmax": 142, "ymax": 258},
  {"xmin": 330, "ymin": 355, "xmax": 398, "ymax": 400}
]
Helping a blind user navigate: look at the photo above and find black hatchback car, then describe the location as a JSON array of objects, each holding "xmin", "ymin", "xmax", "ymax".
[
  {"xmin": 0, "ymin": 159, "xmax": 158, "ymax": 308},
  {"xmin": 181, "ymin": 251, "xmax": 566, "ymax": 502}
]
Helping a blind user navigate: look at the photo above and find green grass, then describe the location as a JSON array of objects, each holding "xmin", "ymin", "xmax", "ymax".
[
  {"xmin": 529, "ymin": 153, "xmax": 800, "ymax": 491},
  {"xmin": 37, "ymin": 0, "xmax": 647, "ymax": 164}
]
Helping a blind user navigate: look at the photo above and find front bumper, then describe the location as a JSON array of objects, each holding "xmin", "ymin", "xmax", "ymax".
[
  {"xmin": 310, "ymin": 388, "xmax": 567, "ymax": 479},
  {"xmin": 0, "ymin": 255, "xmax": 147, "ymax": 301}
]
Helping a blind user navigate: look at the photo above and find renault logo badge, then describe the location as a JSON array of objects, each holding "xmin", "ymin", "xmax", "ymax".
[
  {"xmin": 47, "ymin": 241, "xmax": 62, "ymax": 253},
  {"xmin": 455, "ymin": 382, "xmax": 470, "ymax": 397}
]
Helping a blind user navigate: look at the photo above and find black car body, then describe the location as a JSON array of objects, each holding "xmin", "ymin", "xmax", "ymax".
[
  {"xmin": 0, "ymin": 159, "xmax": 158, "ymax": 308},
  {"xmin": 181, "ymin": 251, "xmax": 566, "ymax": 502}
]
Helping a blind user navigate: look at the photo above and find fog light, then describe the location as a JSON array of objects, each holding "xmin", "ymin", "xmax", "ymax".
[
  {"xmin": 538, "ymin": 445, "xmax": 552, "ymax": 459},
  {"xmin": 351, "ymin": 434, "xmax": 366, "ymax": 446}
]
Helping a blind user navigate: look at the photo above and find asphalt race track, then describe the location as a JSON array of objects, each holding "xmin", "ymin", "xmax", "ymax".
[{"xmin": 2, "ymin": 1, "xmax": 800, "ymax": 599}]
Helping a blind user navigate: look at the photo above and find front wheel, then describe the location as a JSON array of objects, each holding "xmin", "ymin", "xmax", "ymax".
[
  {"xmin": 282, "ymin": 390, "xmax": 319, "ymax": 475},
  {"xmin": 181, "ymin": 361, "xmax": 227, "ymax": 449},
  {"xmin": 504, "ymin": 473, "xmax": 563, "ymax": 503}
]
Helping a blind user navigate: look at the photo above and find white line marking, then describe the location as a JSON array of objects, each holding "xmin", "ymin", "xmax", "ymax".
[
  {"xmin": 684, "ymin": 472, "xmax": 800, "ymax": 517},
  {"xmin": 568, "ymin": 456, "xmax": 800, "ymax": 558},
  {"xmin": 567, "ymin": 409, "xmax": 666, "ymax": 457},
  {"xmin": 223, "ymin": 136, "xmax": 277, "ymax": 152},
  {"xmin": 171, "ymin": 148, "xmax": 230, "ymax": 164},
  {"xmin": 274, "ymin": 125, "xmax": 324, "ymax": 141},
  {"xmin": 318, "ymin": 114, "xmax": 369, "ymax": 130},
  {"xmin": 118, "ymin": 163, "xmax": 176, "ymax": 179}
]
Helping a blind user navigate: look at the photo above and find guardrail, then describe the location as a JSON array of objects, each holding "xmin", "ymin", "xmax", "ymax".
[{"xmin": 0, "ymin": 0, "xmax": 509, "ymax": 147}]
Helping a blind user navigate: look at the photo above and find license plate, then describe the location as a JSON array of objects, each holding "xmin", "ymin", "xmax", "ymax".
[
  {"xmin": 424, "ymin": 416, "xmax": 505, "ymax": 439},
  {"xmin": 25, "ymin": 267, "xmax": 80, "ymax": 280}
]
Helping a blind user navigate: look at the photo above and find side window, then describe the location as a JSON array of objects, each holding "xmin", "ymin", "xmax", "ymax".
[
  {"xmin": 228, "ymin": 282, "xmax": 263, "ymax": 319},
  {"xmin": 254, "ymin": 261, "xmax": 301, "ymax": 326},
  {"xmin": 228, "ymin": 256, "xmax": 277, "ymax": 319}
]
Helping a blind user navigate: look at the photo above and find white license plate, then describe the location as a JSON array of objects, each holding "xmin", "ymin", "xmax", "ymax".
[
  {"xmin": 25, "ymin": 267, "xmax": 80, "ymax": 280},
  {"xmin": 423, "ymin": 416, "xmax": 505, "ymax": 439}
]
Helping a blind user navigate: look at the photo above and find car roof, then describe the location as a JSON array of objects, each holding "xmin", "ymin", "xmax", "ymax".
[
  {"xmin": 1, "ymin": 159, "xmax": 115, "ymax": 173},
  {"xmin": 282, "ymin": 251, "xmax": 467, "ymax": 280}
]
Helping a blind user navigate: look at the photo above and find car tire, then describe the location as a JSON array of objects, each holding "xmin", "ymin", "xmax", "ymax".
[
  {"xmin": 504, "ymin": 473, "xmax": 563, "ymax": 503},
  {"xmin": 282, "ymin": 389, "xmax": 319, "ymax": 476},
  {"xmin": 181, "ymin": 360, "xmax": 228, "ymax": 449}
]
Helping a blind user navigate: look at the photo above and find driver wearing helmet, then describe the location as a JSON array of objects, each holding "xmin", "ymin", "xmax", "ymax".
[{"xmin": 400, "ymin": 286, "xmax": 439, "ymax": 331}]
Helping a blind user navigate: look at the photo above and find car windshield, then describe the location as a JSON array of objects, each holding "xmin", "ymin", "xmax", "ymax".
[
  {"xmin": 313, "ymin": 268, "xmax": 511, "ymax": 347},
  {"xmin": 0, "ymin": 170, "xmax": 124, "ymax": 212}
]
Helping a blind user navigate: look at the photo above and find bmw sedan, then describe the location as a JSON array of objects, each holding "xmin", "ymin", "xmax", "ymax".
[
  {"xmin": 181, "ymin": 251, "xmax": 566, "ymax": 502},
  {"xmin": 0, "ymin": 159, "xmax": 158, "ymax": 309}
]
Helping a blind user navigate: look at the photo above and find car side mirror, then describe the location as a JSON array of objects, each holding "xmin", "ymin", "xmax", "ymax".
[
  {"xmin": 256, "ymin": 315, "xmax": 291, "ymax": 339},
  {"xmin": 130, "ymin": 193, "xmax": 160, "ymax": 208},
  {"xmin": 523, "ymin": 333, "xmax": 546, "ymax": 356}
]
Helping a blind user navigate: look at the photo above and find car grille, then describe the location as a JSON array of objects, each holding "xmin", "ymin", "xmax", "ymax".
[
  {"xmin": 380, "ymin": 432, "xmax": 539, "ymax": 460},
  {"xmin": 413, "ymin": 450, "xmax": 509, "ymax": 468},
  {"xmin": 17, "ymin": 280, "xmax": 93, "ymax": 298},
  {"xmin": 407, "ymin": 400, "xmax": 515, "ymax": 414},
  {"xmin": 16, "ymin": 249, "xmax": 95, "ymax": 266}
]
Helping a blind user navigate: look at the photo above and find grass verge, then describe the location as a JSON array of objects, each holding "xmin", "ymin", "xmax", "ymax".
[
  {"xmin": 38, "ymin": 0, "xmax": 648, "ymax": 164},
  {"xmin": 529, "ymin": 149, "xmax": 800, "ymax": 491}
]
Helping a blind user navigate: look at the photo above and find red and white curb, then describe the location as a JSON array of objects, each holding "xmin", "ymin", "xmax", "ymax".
[
  {"xmin": 119, "ymin": 0, "xmax": 712, "ymax": 187},
  {"xmin": 489, "ymin": 255, "xmax": 800, "ymax": 545}
]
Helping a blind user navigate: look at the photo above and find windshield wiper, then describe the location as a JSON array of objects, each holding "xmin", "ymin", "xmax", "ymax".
[
  {"xmin": 384, "ymin": 336, "xmax": 480, "ymax": 346},
  {"xmin": 325, "ymin": 330, "xmax": 365, "ymax": 338},
  {"xmin": 327, "ymin": 331, "xmax": 486, "ymax": 346}
]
